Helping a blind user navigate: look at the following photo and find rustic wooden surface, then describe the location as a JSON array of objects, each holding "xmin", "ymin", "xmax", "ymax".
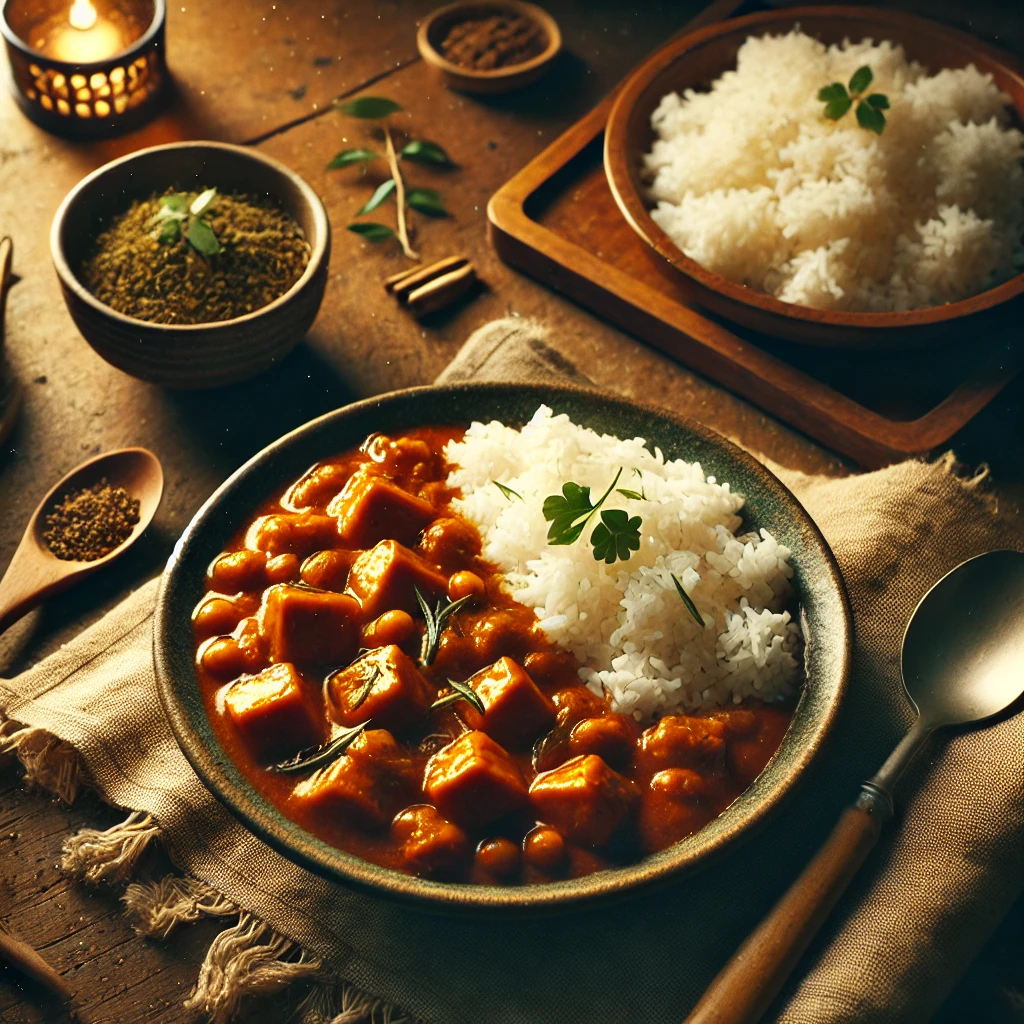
[{"xmin": 0, "ymin": 1, "xmax": 1022, "ymax": 1022}]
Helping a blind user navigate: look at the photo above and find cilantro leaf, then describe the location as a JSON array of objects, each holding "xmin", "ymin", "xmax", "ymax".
[
  {"xmin": 866, "ymin": 93, "xmax": 889, "ymax": 110},
  {"xmin": 856, "ymin": 100, "xmax": 886, "ymax": 135},
  {"xmin": 848, "ymin": 65, "xmax": 873, "ymax": 95},
  {"xmin": 591, "ymin": 509, "xmax": 642, "ymax": 564},
  {"xmin": 542, "ymin": 470, "xmax": 623, "ymax": 546},
  {"xmin": 824, "ymin": 95, "xmax": 853, "ymax": 121},
  {"xmin": 670, "ymin": 573, "xmax": 706, "ymax": 629},
  {"xmin": 817, "ymin": 82, "xmax": 848, "ymax": 103}
]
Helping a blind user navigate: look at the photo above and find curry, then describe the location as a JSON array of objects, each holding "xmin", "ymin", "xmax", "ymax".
[{"xmin": 192, "ymin": 428, "xmax": 793, "ymax": 884}]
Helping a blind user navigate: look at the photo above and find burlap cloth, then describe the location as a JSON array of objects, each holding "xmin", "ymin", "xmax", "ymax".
[{"xmin": 2, "ymin": 318, "xmax": 1023, "ymax": 1023}]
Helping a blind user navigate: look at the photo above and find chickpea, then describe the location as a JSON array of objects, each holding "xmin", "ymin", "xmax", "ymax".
[
  {"xmin": 192, "ymin": 597, "xmax": 242, "ymax": 639},
  {"xmin": 475, "ymin": 837, "xmax": 521, "ymax": 879},
  {"xmin": 523, "ymin": 826, "xmax": 566, "ymax": 873},
  {"xmin": 265, "ymin": 553, "xmax": 299, "ymax": 584},
  {"xmin": 448, "ymin": 570, "xmax": 485, "ymax": 603},
  {"xmin": 208, "ymin": 549, "xmax": 267, "ymax": 592},
  {"xmin": 199, "ymin": 636, "xmax": 248, "ymax": 678},
  {"xmin": 362, "ymin": 609, "xmax": 416, "ymax": 649},
  {"xmin": 300, "ymin": 548, "xmax": 355, "ymax": 591}
]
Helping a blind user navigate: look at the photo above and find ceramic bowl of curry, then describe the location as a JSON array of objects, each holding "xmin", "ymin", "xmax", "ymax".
[
  {"xmin": 154, "ymin": 382, "xmax": 851, "ymax": 913},
  {"xmin": 51, "ymin": 141, "xmax": 330, "ymax": 389}
]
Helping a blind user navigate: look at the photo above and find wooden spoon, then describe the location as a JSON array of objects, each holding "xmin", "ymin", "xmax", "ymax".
[{"xmin": 0, "ymin": 448, "xmax": 164, "ymax": 634}]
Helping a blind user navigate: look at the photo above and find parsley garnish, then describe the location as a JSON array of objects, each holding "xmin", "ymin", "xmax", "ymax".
[
  {"xmin": 671, "ymin": 572, "xmax": 706, "ymax": 629},
  {"xmin": 543, "ymin": 468, "xmax": 623, "ymax": 546},
  {"xmin": 591, "ymin": 510, "xmax": 643, "ymax": 564},
  {"xmin": 818, "ymin": 66, "xmax": 889, "ymax": 135}
]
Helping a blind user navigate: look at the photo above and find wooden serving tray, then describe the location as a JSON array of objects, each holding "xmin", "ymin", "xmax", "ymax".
[{"xmin": 487, "ymin": 0, "xmax": 1023, "ymax": 468}]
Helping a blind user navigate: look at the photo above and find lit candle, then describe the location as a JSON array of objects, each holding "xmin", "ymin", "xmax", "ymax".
[{"xmin": 37, "ymin": 0, "xmax": 124, "ymax": 63}]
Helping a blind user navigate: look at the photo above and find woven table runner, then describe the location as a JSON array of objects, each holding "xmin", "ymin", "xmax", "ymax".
[{"xmin": 2, "ymin": 317, "xmax": 1022, "ymax": 1024}]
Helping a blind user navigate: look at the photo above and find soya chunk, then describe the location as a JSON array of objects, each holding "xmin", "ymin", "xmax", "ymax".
[
  {"xmin": 259, "ymin": 584, "xmax": 360, "ymax": 666},
  {"xmin": 325, "ymin": 645, "xmax": 435, "ymax": 731},
  {"xmin": 391, "ymin": 804, "xmax": 471, "ymax": 878},
  {"xmin": 423, "ymin": 731, "xmax": 528, "ymax": 830},
  {"xmin": 636, "ymin": 715, "xmax": 727, "ymax": 776},
  {"xmin": 223, "ymin": 663, "xmax": 318, "ymax": 762},
  {"xmin": 346, "ymin": 540, "xmax": 448, "ymax": 621},
  {"xmin": 529, "ymin": 754, "xmax": 636, "ymax": 848},
  {"xmin": 246, "ymin": 512, "xmax": 340, "ymax": 558},
  {"xmin": 460, "ymin": 657, "xmax": 555, "ymax": 749},
  {"xmin": 328, "ymin": 470, "xmax": 436, "ymax": 548},
  {"xmin": 291, "ymin": 728, "xmax": 411, "ymax": 829}
]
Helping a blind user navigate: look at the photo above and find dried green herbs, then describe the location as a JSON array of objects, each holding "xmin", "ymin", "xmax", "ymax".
[
  {"xmin": 43, "ymin": 478, "xmax": 140, "ymax": 561},
  {"xmin": 80, "ymin": 190, "xmax": 311, "ymax": 325}
]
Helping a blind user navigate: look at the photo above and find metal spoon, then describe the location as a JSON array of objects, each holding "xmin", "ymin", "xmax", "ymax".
[
  {"xmin": 0, "ymin": 447, "xmax": 164, "ymax": 633},
  {"xmin": 686, "ymin": 548, "xmax": 1024, "ymax": 1024}
]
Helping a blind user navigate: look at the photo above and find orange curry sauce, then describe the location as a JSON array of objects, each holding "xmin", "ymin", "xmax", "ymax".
[{"xmin": 192, "ymin": 427, "xmax": 793, "ymax": 885}]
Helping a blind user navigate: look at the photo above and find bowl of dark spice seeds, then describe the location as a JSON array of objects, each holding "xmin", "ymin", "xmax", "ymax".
[
  {"xmin": 417, "ymin": 0, "xmax": 561, "ymax": 94},
  {"xmin": 51, "ymin": 142, "xmax": 330, "ymax": 389}
]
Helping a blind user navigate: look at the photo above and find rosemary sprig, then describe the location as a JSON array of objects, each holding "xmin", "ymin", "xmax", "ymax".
[
  {"xmin": 493, "ymin": 480, "xmax": 523, "ymax": 502},
  {"xmin": 270, "ymin": 720, "xmax": 369, "ymax": 774},
  {"xmin": 349, "ymin": 665, "xmax": 382, "ymax": 712},
  {"xmin": 671, "ymin": 572, "xmax": 706, "ymax": 629},
  {"xmin": 414, "ymin": 585, "xmax": 476, "ymax": 666},
  {"xmin": 430, "ymin": 677, "xmax": 486, "ymax": 715}
]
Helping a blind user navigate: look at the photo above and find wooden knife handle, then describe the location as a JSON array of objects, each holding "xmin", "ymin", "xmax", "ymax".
[{"xmin": 685, "ymin": 787, "xmax": 892, "ymax": 1024}]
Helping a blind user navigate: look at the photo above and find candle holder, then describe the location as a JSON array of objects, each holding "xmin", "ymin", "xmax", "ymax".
[{"xmin": 0, "ymin": 0, "xmax": 166, "ymax": 138}]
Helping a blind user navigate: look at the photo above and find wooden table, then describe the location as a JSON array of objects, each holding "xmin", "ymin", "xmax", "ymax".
[{"xmin": 0, "ymin": 1, "xmax": 1022, "ymax": 1021}]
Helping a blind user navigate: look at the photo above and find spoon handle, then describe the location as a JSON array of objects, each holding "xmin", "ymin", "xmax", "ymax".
[{"xmin": 684, "ymin": 786, "xmax": 892, "ymax": 1024}]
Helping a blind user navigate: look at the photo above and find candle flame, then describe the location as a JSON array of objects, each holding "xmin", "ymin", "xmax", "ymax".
[{"xmin": 69, "ymin": 0, "xmax": 98, "ymax": 31}]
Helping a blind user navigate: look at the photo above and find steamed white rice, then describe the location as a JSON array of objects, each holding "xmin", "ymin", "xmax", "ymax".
[
  {"xmin": 445, "ymin": 406, "xmax": 802, "ymax": 721},
  {"xmin": 643, "ymin": 30, "xmax": 1024, "ymax": 312}
]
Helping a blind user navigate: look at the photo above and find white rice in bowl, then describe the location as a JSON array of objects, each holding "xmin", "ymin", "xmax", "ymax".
[
  {"xmin": 643, "ymin": 30, "xmax": 1024, "ymax": 312},
  {"xmin": 445, "ymin": 406, "xmax": 803, "ymax": 721}
]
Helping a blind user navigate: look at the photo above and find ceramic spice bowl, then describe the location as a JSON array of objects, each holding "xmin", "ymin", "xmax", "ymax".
[{"xmin": 51, "ymin": 141, "xmax": 330, "ymax": 389}]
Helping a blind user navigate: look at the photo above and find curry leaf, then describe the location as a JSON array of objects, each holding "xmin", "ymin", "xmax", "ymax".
[
  {"xmin": 185, "ymin": 218, "xmax": 221, "ymax": 257},
  {"xmin": 270, "ymin": 721, "xmax": 369, "ymax": 774},
  {"xmin": 357, "ymin": 178, "xmax": 397, "ymax": 215},
  {"xmin": 336, "ymin": 96, "xmax": 402, "ymax": 118},
  {"xmin": 493, "ymin": 480, "xmax": 523, "ymax": 502},
  {"xmin": 347, "ymin": 221, "xmax": 396, "ymax": 241},
  {"xmin": 671, "ymin": 573, "xmax": 706, "ymax": 629},
  {"xmin": 848, "ymin": 65, "xmax": 873, "ymax": 95},
  {"xmin": 328, "ymin": 147, "xmax": 380, "ymax": 168},
  {"xmin": 401, "ymin": 139, "xmax": 454, "ymax": 165},
  {"xmin": 590, "ymin": 509, "xmax": 642, "ymax": 564},
  {"xmin": 406, "ymin": 188, "xmax": 448, "ymax": 217}
]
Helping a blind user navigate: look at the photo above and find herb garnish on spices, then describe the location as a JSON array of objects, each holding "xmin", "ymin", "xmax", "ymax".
[
  {"xmin": 330, "ymin": 96, "xmax": 453, "ymax": 261},
  {"xmin": 80, "ymin": 190, "xmax": 311, "ymax": 325},
  {"xmin": 818, "ymin": 65, "xmax": 889, "ymax": 134},
  {"xmin": 43, "ymin": 478, "xmax": 140, "ymax": 562}
]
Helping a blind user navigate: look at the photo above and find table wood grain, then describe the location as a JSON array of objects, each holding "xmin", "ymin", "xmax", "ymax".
[{"xmin": 0, "ymin": 1, "xmax": 1022, "ymax": 1021}]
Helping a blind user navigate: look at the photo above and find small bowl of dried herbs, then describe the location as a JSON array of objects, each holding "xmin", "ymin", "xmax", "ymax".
[
  {"xmin": 417, "ymin": 0, "xmax": 561, "ymax": 94},
  {"xmin": 51, "ymin": 141, "xmax": 330, "ymax": 389}
]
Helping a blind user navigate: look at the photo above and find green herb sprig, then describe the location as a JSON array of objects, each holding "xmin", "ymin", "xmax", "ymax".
[
  {"xmin": 818, "ymin": 66, "xmax": 889, "ymax": 135},
  {"xmin": 430, "ymin": 677, "xmax": 486, "ymax": 714},
  {"xmin": 671, "ymin": 572, "xmax": 706, "ymax": 629},
  {"xmin": 493, "ymin": 480, "xmax": 523, "ymax": 502},
  {"xmin": 591, "ymin": 510, "xmax": 643, "ymax": 564},
  {"xmin": 147, "ymin": 188, "xmax": 222, "ymax": 257},
  {"xmin": 330, "ymin": 96, "xmax": 454, "ymax": 261},
  {"xmin": 270, "ymin": 720, "xmax": 368, "ymax": 774},
  {"xmin": 414, "ymin": 586, "xmax": 476, "ymax": 666}
]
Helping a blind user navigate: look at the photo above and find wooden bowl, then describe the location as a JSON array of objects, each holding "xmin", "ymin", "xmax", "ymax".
[
  {"xmin": 604, "ymin": 6, "xmax": 1024, "ymax": 350},
  {"xmin": 154, "ymin": 382, "xmax": 851, "ymax": 913},
  {"xmin": 417, "ymin": 0, "xmax": 561, "ymax": 95},
  {"xmin": 51, "ymin": 142, "xmax": 330, "ymax": 389}
]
